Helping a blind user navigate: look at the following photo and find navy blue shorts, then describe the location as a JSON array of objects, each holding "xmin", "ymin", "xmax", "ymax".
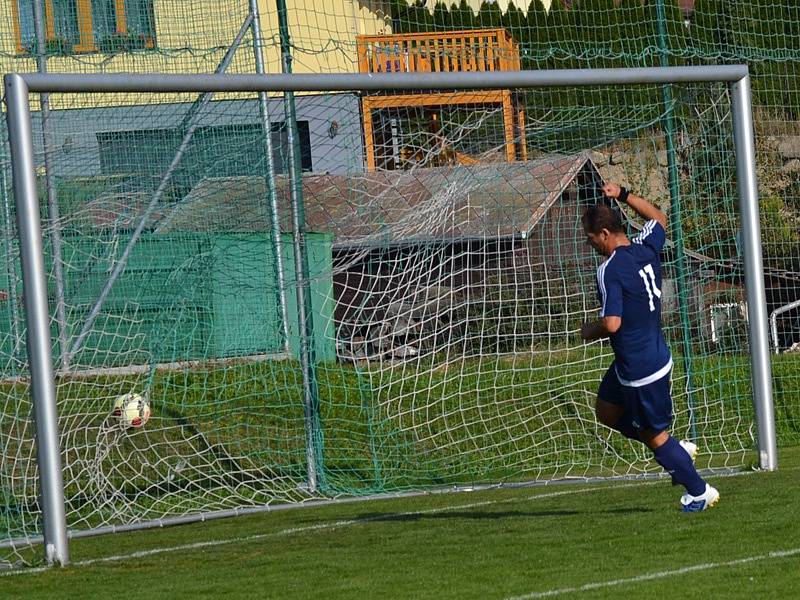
[{"xmin": 598, "ymin": 361, "xmax": 674, "ymax": 433}]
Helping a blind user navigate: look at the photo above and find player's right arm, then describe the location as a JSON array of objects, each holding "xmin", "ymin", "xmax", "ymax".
[
  {"xmin": 580, "ymin": 316, "xmax": 621, "ymax": 341},
  {"xmin": 602, "ymin": 182, "xmax": 667, "ymax": 231},
  {"xmin": 582, "ymin": 256, "xmax": 623, "ymax": 341}
]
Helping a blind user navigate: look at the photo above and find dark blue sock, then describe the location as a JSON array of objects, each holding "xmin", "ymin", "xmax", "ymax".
[
  {"xmin": 612, "ymin": 412, "xmax": 642, "ymax": 443},
  {"xmin": 653, "ymin": 436, "xmax": 706, "ymax": 496}
]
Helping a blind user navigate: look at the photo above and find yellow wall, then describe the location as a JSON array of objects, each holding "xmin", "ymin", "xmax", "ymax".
[
  {"xmin": 0, "ymin": 0, "xmax": 391, "ymax": 109},
  {"xmin": 257, "ymin": 0, "xmax": 391, "ymax": 75}
]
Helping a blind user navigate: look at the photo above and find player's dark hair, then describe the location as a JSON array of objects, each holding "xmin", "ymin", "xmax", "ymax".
[{"xmin": 581, "ymin": 204, "xmax": 624, "ymax": 235}]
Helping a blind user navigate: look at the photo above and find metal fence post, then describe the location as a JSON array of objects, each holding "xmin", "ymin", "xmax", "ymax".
[
  {"xmin": 277, "ymin": 0, "xmax": 323, "ymax": 493},
  {"xmin": 249, "ymin": 0, "xmax": 293, "ymax": 354}
]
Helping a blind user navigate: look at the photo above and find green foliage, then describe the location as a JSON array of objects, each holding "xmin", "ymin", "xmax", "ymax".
[
  {"xmin": 447, "ymin": 0, "xmax": 475, "ymax": 30},
  {"xmin": 503, "ymin": 2, "xmax": 526, "ymax": 44},
  {"xmin": 431, "ymin": 1, "xmax": 451, "ymax": 30},
  {"xmin": 388, "ymin": 0, "xmax": 800, "ymax": 115},
  {"xmin": 476, "ymin": 0, "xmax": 503, "ymax": 29}
]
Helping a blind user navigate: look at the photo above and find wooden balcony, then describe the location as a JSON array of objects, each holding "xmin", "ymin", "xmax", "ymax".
[
  {"xmin": 356, "ymin": 29, "xmax": 521, "ymax": 74},
  {"xmin": 356, "ymin": 30, "xmax": 526, "ymax": 171}
]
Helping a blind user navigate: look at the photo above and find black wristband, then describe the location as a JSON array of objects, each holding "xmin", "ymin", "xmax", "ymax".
[{"xmin": 617, "ymin": 186, "xmax": 630, "ymax": 204}]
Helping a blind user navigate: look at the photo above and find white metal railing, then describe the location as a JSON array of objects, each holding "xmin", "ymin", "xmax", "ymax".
[{"xmin": 770, "ymin": 298, "xmax": 800, "ymax": 354}]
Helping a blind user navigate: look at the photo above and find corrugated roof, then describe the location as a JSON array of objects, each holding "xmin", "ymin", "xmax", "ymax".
[{"xmin": 155, "ymin": 153, "xmax": 598, "ymax": 245}]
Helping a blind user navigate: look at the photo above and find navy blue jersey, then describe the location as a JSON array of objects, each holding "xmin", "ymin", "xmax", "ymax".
[{"xmin": 596, "ymin": 220, "xmax": 672, "ymax": 384}]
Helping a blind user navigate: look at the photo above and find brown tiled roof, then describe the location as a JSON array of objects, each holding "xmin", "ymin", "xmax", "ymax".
[{"xmin": 156, "ymin": 153, "xmax": 598, "ymax": 245}]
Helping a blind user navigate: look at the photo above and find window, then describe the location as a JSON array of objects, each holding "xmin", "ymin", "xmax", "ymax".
[
  {"xmin": 96, "ymin": 122, "xmax": 313, "ymax": 195},
  {"xmin": 270, "ymin": 122, "xmax": 313, "ymax": 174},
  {"xmin": 92, "ymin": 0, "xmax": 156, "ymax": 52},
  {"xmin": 12, "ymin": 0, "xmax": 156, "ymax": 55}
]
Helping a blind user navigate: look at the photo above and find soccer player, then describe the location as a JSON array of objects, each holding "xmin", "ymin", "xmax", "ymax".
[{"xmin": 580, "ymin": 182, "xmax": 719, "ymax": 512}]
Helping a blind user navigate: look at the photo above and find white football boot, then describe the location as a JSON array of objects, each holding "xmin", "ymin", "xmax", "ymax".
[{"xmin": 680, "ymin": 483, "xmax": 720, "ymax": 512}]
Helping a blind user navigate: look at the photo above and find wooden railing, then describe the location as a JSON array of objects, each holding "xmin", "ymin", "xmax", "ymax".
[{"xmin": 356, "ymin": 29, "xmax": 521, "ymax": 75}]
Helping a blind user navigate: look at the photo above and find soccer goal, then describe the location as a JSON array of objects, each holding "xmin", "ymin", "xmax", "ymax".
[{"xmin": 1, "ymin": 66, "xmax": 777, "ymax": 567}]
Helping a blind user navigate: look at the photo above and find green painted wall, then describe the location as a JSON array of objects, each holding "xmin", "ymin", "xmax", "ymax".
[{"xmin": 0, "ymin": 231, "xmax": 335, "ymax": 372}]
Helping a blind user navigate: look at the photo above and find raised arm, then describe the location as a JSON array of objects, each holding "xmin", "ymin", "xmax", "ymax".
[{"xmin": 602, "ymin": 182, "xmax": 667, "ymax": 231}]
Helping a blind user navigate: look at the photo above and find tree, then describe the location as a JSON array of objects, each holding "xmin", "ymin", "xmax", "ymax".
[
  {"xmin": 503, "ymin": 1, "xmax": 527, "ymax": 44},
  {"xmin": 475, "ymin": 0, "xmax": 503, "ymax": 29},
  {"xmin": 390, "ymin": 0, "xmax": 434, "ymax": 33},
  {"xmin": 449, "ymin": 0, "xmax": 477, "ymax": 31}
]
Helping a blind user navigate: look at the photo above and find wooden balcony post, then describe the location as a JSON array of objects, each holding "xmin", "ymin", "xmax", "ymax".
[
  {"xmin": 502, "ymin": 89, "xmax": 515, "ymax": 162},
  {"xmin": 362, "ymin": 98, "xmax": 376, "ymax": 171},
  {"xmin": 516, "ymin": 95, "xmax": 528, "ymax": 161},
  {"xmin": 357, "ymin": 38, "xmax": 369, "ymax": 74}
]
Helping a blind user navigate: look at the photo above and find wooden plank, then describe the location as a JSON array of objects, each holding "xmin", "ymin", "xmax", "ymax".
[
  {"xmin": 419, "ymin": 39, "xmax": 430, "ymax": 72},
  {"xmin": 361, "ymin": 100, "xmax": 376, "ymax": 172},
  {"xmin": 357, "ymin": 38, "xmax": 370, "ymax": 74},
  {"xmin": 517, "ymin": 99, "xmax": 528, "ymax": 161},
  {"xmin": 365, "ymin": 91, "xmax": 505, "ymax": 109},
  {"xmin": 376, "ymin": 44, "xmax": 386, "ymax": 73},
  {"xmin": 502, "ymin": 90, "xmax": 516, "ymax": 162},
  {"xmin": 469, "ymin": 35, "xmax": 478, "ymax": 72},
  {"xmin": 399, "ymin": 39, "xmax": 408, "ymax": 73},
  {"xmin": 512, "ymin": 34, "xmax": 522, "ymax": 69}
]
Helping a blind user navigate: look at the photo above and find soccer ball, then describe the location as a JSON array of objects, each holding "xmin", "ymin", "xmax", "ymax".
[{"xmin": 112, "ymin": 393, "xmax": 151, "ymax": 428}]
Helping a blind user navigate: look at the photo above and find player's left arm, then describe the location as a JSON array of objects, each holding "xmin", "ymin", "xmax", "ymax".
[{"xmin": 581, "ymin": 316, "xmax": 621, "ymax": 341}]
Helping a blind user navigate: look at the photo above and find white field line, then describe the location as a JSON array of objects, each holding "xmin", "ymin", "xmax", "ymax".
[
  {"xmin": 504, "ymin": 547, "xmax": 800, "ymax": 599},
  {"xmin": 1, "ymin": 480, "xmax": 660, "ymax": 577}
]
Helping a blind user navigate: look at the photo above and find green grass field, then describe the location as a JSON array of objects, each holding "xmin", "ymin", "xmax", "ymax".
[{"xmin": 4, "ymin": 446, "xmax": 800, "ymax": 599}]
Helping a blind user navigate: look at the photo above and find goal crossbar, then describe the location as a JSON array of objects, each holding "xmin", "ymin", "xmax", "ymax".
[{"xmin": 17, "ymin": 65, "xmax": 750, "ymax": 93}]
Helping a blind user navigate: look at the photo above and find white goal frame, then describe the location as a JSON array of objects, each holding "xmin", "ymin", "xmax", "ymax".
[{"xmin": 3, "ymin": 66, "xmax": 777, "ymax": 566}]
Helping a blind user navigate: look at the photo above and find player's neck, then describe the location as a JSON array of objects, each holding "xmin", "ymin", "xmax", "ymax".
[{"xmin": 606, "ymin": 234, "xmax": 631, "ymax": 255}]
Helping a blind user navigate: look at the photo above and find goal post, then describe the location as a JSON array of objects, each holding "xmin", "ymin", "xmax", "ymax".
[{"xmin": 3, "ymin": 66, "xmax": 777, "ymax": 567}]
